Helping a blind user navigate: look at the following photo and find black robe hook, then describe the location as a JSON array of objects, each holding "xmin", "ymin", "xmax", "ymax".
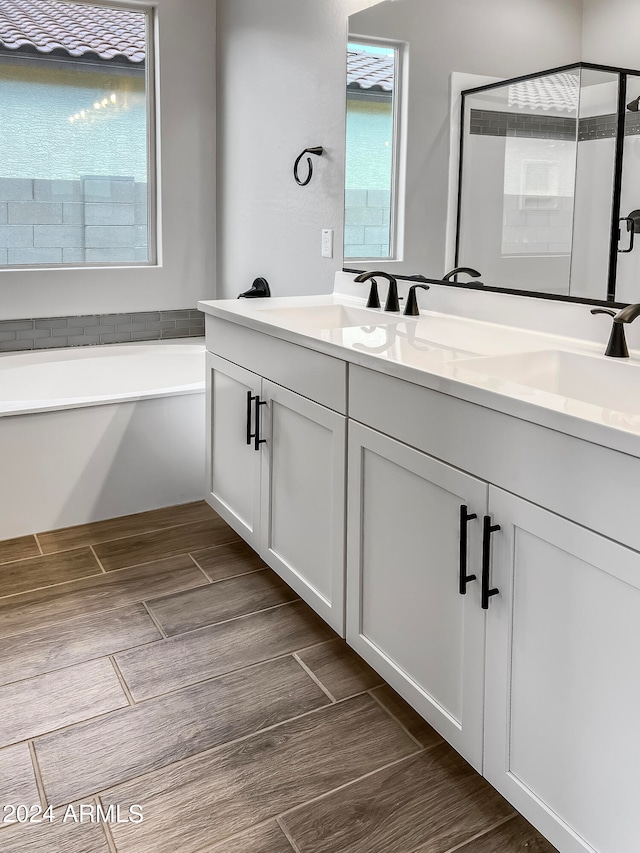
[{"xmin": 294, "ymin": 147, "xmax": 324, "ymax": 186}]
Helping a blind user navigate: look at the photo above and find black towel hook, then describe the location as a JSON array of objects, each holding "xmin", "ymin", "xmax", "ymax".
[{"xmin": 294, "ymin": 146, "xmax": 324, "ymax": 186}]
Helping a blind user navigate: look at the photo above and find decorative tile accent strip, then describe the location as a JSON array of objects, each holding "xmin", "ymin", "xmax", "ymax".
[
  {"xmin": 469, "ymin": 109, "xmax": 576, "ymax": 141},
  {"xmin": 0, "ymin": 309, "xmax": 204, "ymax": 353},
  {"xmin": 578, "ymin": 112, "xmax": 640, "ymax": 141},
  {"xmin": 470, "ymin": 109, "xmax": 640, "ymax": 142},
  {"xmin": 578, "ymin": 113, "xmax": 618, "ymax": 141}
]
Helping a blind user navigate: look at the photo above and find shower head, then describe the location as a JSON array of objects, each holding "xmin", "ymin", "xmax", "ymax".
[{"xmin": 627, "ymin": 96, "xmax": 640, "ymax": 112}]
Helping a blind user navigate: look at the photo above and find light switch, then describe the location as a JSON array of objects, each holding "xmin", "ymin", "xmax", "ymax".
[{"xmin": 321, "ymin": 229, "xmax": 334, "ymax": 259}]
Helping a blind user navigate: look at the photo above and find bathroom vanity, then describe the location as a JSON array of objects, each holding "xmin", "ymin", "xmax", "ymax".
[{"xmin": 199, "ymin": 281, "xmax": 640, "ymax": 853}]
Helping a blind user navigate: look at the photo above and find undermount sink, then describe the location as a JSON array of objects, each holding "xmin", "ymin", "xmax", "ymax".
[
  {"xmin": 458, "ymin": 349, "xmax": 640, "ymax": 414},
  {"xmin": 253, "ymin": 303, "xmax": 402, "ymax": 330}
]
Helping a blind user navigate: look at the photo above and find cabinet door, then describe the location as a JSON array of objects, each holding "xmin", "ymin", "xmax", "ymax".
[
  {"xmin": 485, "ymin": 487, "xmax": 640, "ymax": 853},
  {"xmin": 205, "ymin": 352, "xmax": 262, "ymax": 550},
  {"xmin": 346, "ymin": 422, "xmax": 488, "ymax": 770},
  {"xmin": 260, "ymin": 380, "xmax": 346, "ymax": 635}
]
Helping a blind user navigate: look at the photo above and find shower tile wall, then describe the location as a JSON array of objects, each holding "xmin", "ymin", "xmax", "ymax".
[
  {"xmin": 0, "ymin": 309, "xmax": 204, "ymax": 353},
  {"xmin": 469, "ymin": 110, "xmax": 577, "ymax": 259},
  {"xmin": 467, "ymin": 109, "xmax": 640, "ymax": 259}
]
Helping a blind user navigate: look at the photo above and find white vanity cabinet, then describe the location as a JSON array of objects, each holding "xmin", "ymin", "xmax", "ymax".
[
  {"xmin": 346, "ymin": 421, "xmax": 487, "ymax": 771},
  {"xmin": 206, "ymin": 352, "xmax": 262, "ymax": 550},
  {"xmin": 259, "ymin": 379, "xmax": 346, "ymax": 633},
  {"xmin": 348, "ymin": 363, "xmax": 640, "ymax": 853},
  {"xmin": 205, "ymin": 320, "xmax": 347, "ymax": 634},
  {"xmin": 484, "ymin": 487, "xmax": 640, "ymax": 853},
  {"xmin": 201, "ymin": 301, "xmax": 640, "ymax": 853}
]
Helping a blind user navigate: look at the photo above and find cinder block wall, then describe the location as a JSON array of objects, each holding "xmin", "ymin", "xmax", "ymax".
[
  {"xmin": 344, "ymin": 188, "xmax": 391, "ymax": 260},
  {"xmin": 0, "ymin": 176, "xmax": 148, "ymax": 265}
]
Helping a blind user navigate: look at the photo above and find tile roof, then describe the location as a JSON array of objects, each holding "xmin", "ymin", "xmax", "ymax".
[
  {"xmin": 347, "ymin": 49, "xmax": 394, "ymax": 92},
  {"xmin": 0, "ymin": 0, "xmax": 145, "ymax": 63},
  {"xmin": 508, "ymin": 72, "xmax": 580, "ymax": 113}
]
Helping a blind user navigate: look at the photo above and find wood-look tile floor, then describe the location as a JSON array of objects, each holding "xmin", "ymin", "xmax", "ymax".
[{"xmin": 0, "ymin": 502, "xmax": 559, "ymax": 852}]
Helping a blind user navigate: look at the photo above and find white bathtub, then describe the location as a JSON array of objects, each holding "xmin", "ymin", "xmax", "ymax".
[{"xmin": 0, "ymin": 341, "xmax": 206, "ymax": 540}]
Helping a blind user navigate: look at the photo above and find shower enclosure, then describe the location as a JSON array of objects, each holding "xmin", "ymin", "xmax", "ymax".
[{"xmin": 455, "ymin": 63, "xmax": 640, "ymax": 304}]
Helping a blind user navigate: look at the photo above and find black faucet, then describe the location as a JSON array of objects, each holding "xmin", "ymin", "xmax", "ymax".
[
  {"xmin": 404, "ymin": 284, "xmax": 430, "ymax": 316},
  {"xmin": 442, "ymin": 266, "xmax": 482, "ymax": 283},
  {"xmin": 591, "ymin": 304, "xmax": 640, "ymax": 358},
  {"xmin": 238, "ymin": 277, "xmax": 271, "ymax": 298},
  {"xmin": 354, "ymin": 271, "xmax": 400, "ymax": 312}
]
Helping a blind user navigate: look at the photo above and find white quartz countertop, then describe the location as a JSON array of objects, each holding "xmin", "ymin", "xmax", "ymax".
[{"xmin": 198, "ymin": 291, "xmax": 640, "ymax": 459}]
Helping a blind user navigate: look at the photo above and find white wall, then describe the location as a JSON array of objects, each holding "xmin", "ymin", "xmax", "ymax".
[
  {"xmin": 216, "ymin": 0, "xmax": 351, "ymax": 299},
  {"xmin": 582, "ymin": 0, "xmax": 640, "ymax": 69},
  {"xmin": 0, "ymin": 0, "xmax": 216, "ymax": 320}
]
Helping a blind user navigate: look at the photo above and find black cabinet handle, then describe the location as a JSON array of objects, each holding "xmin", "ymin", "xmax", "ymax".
[
  {"xmin": 459, "ymin": 505, "xmax": 477, "ymax": 594},
  {"xmin": 481, "ymin": 515, "xmax": 501, "ymax": 610},
  {"xmin": 254, "ymin": 396, "xmax": 267, "ymax": 451},
  {"xmin": 246, "ymin": 391, "xmax": 256, "ymax": 446}
]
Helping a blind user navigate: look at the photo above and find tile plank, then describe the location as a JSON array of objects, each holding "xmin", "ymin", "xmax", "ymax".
[
  {"xmin": 0, "ymin": 555, "xmax": 207, "ymax": 640},
  {"xmin": 0, "ymin": 535, "xmax": 40, "ymax": 566},
  {"xmin": 115, "ymin": 600, "xmax": 335, "ymax": 701},
  {"xmin": 103, "ymin": 694, "xmax": 418, "ymax": 853},
  {"xmin": 94, "ymin": 518, "xmax": 241, "ymax": 571},
  {"xmin": 191, "ymin": 540, "xmax": 266, "ymax": 582},
  {"xmin": 147, "ymin": 569, "xmax": 298, "ymax": 636},
  {"xmin": 370, "ymin": 684, "xmax": 444, "ymax": 749},
  {"xmin": 0, "ymin": 659, "xmax": 128, "ymax": 747},
  {"xmin": 38, "ymin": 501, "xmax": 216, "ymax": 553},
  {"xmin": 37, "ymin": 656, "xmax": 330, "ymax": 806},
  {"xmin": 0, "ymin": 743, "xmax": 39, "ymax": 808},
  {"xmin": 209, "ymin": 822, "xmax": 295, "ymax": 853},
  {"xmin": 0, "ymin": 549, "xmax": 101, "ymax": 600},
  {"xmin": 0, "ymin": 604, "xmax": 161, "ymax": 687},
  {"xmin": 191, "ymin": 539, "xmax": 266, "ymax": 581},
  {"xmin": 0, "ymin": 819, "xmax": 110, "ymax": 851},
  {"xmin": 455, "ymin": 815, "xmax": 559, "ymax": 852},
  {"xmin": 281, "ymin": 745, "xmax": 514, "ymax": 853},
  {"xmin": 296, "ymin": 639, "xmax": 382, "ymax": 700}
]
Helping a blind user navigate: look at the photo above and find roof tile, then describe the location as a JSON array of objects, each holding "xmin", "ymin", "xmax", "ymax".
[
  {"xmin": 348, "ymin": 50, "xmax": 394, "ymax": 92},
  {"xmin": 0, "ymin": 0, "xmax": 145, "ymax": 63},
  {"xmin": 508, "ymin": 72, "xmax": 580, "ymax": 113}
]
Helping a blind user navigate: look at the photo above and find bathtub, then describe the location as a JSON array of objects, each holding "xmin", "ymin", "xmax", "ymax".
[{"xmin": 0, "ymin": 340, "xmax": 206, "ymax": 540}]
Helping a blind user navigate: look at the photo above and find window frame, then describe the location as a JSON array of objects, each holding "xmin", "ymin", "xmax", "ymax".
[
  {"xmin": 0, "ymin": 0, "xmax": 157, "ymax": 270},
  {"xmin": 345, "ymin": 34, "xmax": 405, "ymax": 263},
  {"xmin": 0, "ymin": 0, "xmax": 216, "ymax": 320}
]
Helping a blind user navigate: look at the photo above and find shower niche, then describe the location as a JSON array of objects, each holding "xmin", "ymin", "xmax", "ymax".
[{"xmin": 456, "ymin": 63, "xmax": 640, "ymax": 304}]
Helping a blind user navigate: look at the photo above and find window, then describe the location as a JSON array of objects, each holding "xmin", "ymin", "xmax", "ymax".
[
  {"xmin": 0, "ymin": 0, "xmax": 154, "ymax": 267},
  {"xmin": 344, "ymin": 40, "xmax": 401, "ymax": 261}
]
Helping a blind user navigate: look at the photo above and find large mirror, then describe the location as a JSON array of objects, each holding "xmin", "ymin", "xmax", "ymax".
[{"xmin": 344, "ymin": 0, "xmax": 640, "ymax": 304}]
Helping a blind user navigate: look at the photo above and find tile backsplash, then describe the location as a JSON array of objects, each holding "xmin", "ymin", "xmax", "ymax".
[{"xmin": 0, "ymin": 309, "xmax": 204, "ymax": 353}]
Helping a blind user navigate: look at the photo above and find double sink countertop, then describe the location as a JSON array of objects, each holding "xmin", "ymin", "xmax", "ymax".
[{"xmin": 198, "ymin": 291, "xmax": 640, "ymax": 459}]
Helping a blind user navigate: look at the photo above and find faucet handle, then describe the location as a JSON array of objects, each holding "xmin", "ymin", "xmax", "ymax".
[
  {"xmin": 354, "ymin": 272, "xmax": 381, "ymax": 308},
  {"xmin": 591, "ymin": 308, "xmax": 629, "ymax": 358},
  {"xmin": 404, "ymin": 284, "xmax": 430, "ymax": 316},
  {"xmin": 384, "ymin": 279, "xmax": 400, "ymax": 313}
]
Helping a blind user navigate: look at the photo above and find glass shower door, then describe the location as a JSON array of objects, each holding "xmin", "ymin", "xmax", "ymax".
[
  {"xmin": 569, "ymin": 69, "xmax": 619, "ymax": 301},
  {"xmin": 615, "ymin": 74, "xmax": 640, "ymax": 304},
  {"xmin": 457, "ymin": 69, "xmax": 580, "ymax": 296}
]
